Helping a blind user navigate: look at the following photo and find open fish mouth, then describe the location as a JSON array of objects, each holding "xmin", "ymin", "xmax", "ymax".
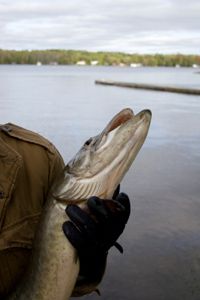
[
  {"xmin": 104, "ymin": 108, "xmax": 135, "ymax": 133},
  {"xmin": 85, "ymin": 108, "xmax": 151, "ymax": 153},
  {"xmin": 102, "ymin": 107, "xmax": 152, "ymax": 134},
  {"xmin": 93, "ymin": 108, "xmax": 152, "ymax": 156}
]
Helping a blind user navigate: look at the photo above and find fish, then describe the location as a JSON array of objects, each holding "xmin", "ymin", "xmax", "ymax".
[{"xmin": 9, "ymin": 108, "xmax": 151, "ymax": 300}]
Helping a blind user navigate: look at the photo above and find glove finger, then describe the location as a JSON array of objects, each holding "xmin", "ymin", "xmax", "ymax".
[
  {"xmin": 88, "ymin": 197, "xmax": 125, "ymax": 220},
  {"xmin": 87, "ymin": 197, "xmax": 109, "ymax": 220},
  {"xmin": 115, "ymin": 193, "xmax": 131, "ymax": 222},
  {"xmin": 62, "ymin": 221, "xmax": 87, "ymax": 251},
  {"xmin": 65, "ymin": 205, "xmax": 97, "ymax": 240}
]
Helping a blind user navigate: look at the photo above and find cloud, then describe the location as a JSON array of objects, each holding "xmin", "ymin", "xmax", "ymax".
[{"xmin": 0, "ymin": 0, "xmax": 200, "ymax": 53}]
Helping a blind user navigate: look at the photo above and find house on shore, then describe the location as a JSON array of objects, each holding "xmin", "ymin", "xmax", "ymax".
[{"xmin": 76, "ymin": 60, "xmax": 86, "ymax": 66}]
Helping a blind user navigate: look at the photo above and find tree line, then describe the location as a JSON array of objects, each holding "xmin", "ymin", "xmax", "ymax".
[{"xmin": 0, "ymin": 49, "xmax": 199, "ymax": 67}]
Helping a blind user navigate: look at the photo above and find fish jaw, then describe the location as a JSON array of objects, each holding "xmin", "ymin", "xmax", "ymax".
[{"xmin": 54, "ymin": 108, "xmax": 152, "ymax": 201}]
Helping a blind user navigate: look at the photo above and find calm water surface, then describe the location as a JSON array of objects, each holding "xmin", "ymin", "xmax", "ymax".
[{"xmin": 0, "ymin": 65, "xmax": 200, "ymax": 300}]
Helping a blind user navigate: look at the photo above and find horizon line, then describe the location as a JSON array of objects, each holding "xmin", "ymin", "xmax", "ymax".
[{"xmin": 0, "ymin": 48, "xmax": 200, "ymax": 56}]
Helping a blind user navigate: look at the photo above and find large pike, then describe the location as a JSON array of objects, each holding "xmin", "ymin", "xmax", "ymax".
[{"xmin": 9, "ymin": 108, "xmax": 151, "ymax": 300}]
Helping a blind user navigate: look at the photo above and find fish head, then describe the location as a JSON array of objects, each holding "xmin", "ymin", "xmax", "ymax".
[{"xmin": 55, "ymin": 108, "xmax": 152, "ymax": 201}]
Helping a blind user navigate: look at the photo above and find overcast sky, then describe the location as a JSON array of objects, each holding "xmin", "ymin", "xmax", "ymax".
[{"xmin": 0, "ymin": 0, "xmax": 200, "ymax": 54}]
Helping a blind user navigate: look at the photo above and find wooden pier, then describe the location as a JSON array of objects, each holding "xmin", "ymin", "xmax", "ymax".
[{"xmin": 95, "ymin": 79, "xmax": 200, "ymax": 95}]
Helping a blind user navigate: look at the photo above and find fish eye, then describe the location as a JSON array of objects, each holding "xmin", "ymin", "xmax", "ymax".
[{"xmin": 84, "ymin": 138, "xmax": 92, "ymax": 146}]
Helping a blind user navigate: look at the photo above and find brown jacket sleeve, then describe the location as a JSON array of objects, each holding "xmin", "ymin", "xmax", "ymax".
[{"xmin": 0, "ymin": 123, "xmax": 64, "ymax": 298}]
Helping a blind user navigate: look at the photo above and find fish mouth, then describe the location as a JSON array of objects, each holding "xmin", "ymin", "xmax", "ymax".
[
  {"xmin": 93, "ymin": 108, "xmax": 152, "ymax": 153},
  {"xmin": 103, "ymin": 108, "xmax": 151, "ymax": 135},
  {"xmin": 104, "ymin": 108, "xmax": 135, "ymax": 134}
]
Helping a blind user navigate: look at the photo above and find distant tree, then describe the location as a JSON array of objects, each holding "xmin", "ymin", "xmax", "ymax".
[{"xmin": 0, "ymin": 49, "xmax": 199, "ymax": 67}]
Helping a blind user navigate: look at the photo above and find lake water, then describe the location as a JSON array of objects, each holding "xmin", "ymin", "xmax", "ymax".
[{"xmin": 0, "ymin": 65, "xmax": 200, "ymax": 300}]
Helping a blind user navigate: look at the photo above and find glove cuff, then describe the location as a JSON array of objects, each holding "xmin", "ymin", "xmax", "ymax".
[{"xmin": 72, "ymin": 251, "xmax": 108, "ymax": 297}]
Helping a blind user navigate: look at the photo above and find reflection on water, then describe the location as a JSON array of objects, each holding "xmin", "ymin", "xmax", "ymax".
[{"xmin": 0, "ymin": 65, "xmax": 200, "ymax": 300}]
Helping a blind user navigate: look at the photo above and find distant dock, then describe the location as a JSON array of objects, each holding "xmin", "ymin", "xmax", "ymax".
[{"xmin": 95, "ymin": 79, "xmax": 200, "ymax": 95}]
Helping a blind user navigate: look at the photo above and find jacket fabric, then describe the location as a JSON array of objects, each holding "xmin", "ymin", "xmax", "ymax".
[{"xmin": 0, "ymin": 123, "xmax": 65, "ymax": 297}]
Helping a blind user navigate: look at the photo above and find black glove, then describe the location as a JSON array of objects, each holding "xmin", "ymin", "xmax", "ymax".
[
  {"xmin": 62, "ymin": 187, "xmax": 130, "ymax": 290},
  {"xmin": 62, "ymin": 190, "xmax": 130, "ymax": 255}
]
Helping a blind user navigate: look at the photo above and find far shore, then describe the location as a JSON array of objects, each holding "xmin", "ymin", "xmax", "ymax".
[{"xmin": 0, "ymin": 49, "xmax": 199, "ymax": 68}]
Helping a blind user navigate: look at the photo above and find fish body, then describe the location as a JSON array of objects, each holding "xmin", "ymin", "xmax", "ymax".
[{"xmin": 9, "ymin": 108, "xmax": 151, "ymax": 300}]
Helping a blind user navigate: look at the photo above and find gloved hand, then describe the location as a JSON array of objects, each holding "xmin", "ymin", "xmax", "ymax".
[
  {"xmin": 62, "ymin": 186, "xmax": 130, "ymax": 289},
  {"xmin": 62, "ymin": 187, "xmax": 130, "ymax": 255}
]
